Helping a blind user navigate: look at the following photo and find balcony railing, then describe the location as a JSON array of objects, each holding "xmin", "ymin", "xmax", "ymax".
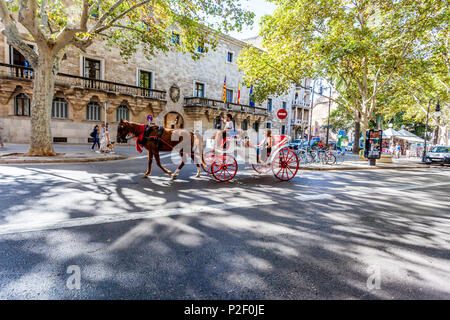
[
  {"xmin": 291, "ymin": 119, "xmax": 309, "ymax": 126},
  {"xmin": 184, "ymin": 96, "xmax": 268, "ymax": 116},
  {"xmin": 0, "ymin": 63, "xmax": 166, "ymax": 101},
  {"xmin": 292, "ymin": 100, "xmax": 311, "ymax": 108}
]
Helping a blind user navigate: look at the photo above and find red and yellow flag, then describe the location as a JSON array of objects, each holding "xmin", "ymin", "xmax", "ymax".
[
  {"xmin": 222, "ymin": 76, "xmax": 227, "ymax": 102},
  {"xmin": 237, "ymin": 81, "xmax": 241, "ymax": 104}
]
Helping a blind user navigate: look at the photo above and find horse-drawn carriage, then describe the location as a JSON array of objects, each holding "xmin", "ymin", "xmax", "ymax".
[
  {"xmin": 117, "ymin": 120, "xmax": 300, "ymax": 182},
  {"xmin": 203, "ymin": 132, "xmax": 300, "ymax": 182}
]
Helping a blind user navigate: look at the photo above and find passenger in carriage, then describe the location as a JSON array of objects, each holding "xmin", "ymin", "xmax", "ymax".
[
  {"xmin": 214, "ymin": 114, "xmax": 234, "ymax": 149},
  {"xmin": 246, "ymin": 129, "xmax": 273, "ymax": 163}
]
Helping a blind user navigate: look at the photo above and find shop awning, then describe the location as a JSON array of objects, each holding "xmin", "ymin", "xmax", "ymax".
[
  {"xmin": 397, "ymin": 129, "xmax": 419, "ymax": 137},
  {"xmin": 383, "ymin": 128, "xmax": 401, "ymax": 137},
  {"xmin": 395, "ymin": 135, "xmax": 425, "ymax": 144}
]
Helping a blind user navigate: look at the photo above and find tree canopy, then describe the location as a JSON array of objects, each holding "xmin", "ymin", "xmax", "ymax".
[
  {"xmin": 0, "ymin": 0, "xmax": 254, "ymax": 155},
  {"xmin": 1, "ymin": 0, "xmax": 255, "ymax": 65},
  {"xmin": 238, "ymin": 0, "xmax": 447, "ymax": 141}
]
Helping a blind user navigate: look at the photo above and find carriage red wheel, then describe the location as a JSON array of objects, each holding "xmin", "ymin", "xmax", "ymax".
[
  {"xmin": 212, "ymin": 155, "xmax": 238, "ymax": 182},
  {"xmin": 272, "ymin": 148, "xmax": 299, "ymax": 181},
  {"xmin": 252, "ymin": 162, "xmax": 271, "ymax": 174},
  {"xmin": 203, "ymin": 151, "xmax": 216, "ymax": 174}
]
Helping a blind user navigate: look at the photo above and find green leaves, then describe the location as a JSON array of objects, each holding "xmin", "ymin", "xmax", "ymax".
[
  {"xmin": 4, "ymin": 0, "xmax": 253, "ymax": 62},
  {"xmin": 238, "ymin": 0, "xmax": 447, "ymax": 132}
]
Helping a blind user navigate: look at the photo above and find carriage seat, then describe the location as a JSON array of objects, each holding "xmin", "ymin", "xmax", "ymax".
[
  {"xmin": 227, "ymin": 129, "xmax": 241, "ymax": 138},
  {"xmin": 272, "ymin": 135, "xmax": 288, "ymax": 147}
]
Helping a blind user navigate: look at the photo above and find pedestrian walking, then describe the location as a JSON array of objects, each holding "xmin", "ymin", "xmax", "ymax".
[
  {"xmin": 395, "ymin": 144, "xmax": 401, "ymax": 159},
  {"xmin": 0, "ymin": 125, "xmax": 5, "ymax": 149},
  {"xmin": 389, "ymin": 144, "xmax": 394, "ymax": 156},
  {"xmin": 90, "ymin": 125, "xmax": 100, "ymax": 152},
  {"xmin": 99, "ymin": 123, "xmax": 110, "ymax": 153}
]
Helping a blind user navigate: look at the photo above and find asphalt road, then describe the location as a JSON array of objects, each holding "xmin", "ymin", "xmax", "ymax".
[{"xmin": 0, "ymin": 151, "xmax": 449, "ymax": 299}]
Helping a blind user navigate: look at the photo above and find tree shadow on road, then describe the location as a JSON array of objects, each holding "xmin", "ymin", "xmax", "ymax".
[{"xmin": 0, "ymin": 164, "xmax": 449, "ymax": 299}]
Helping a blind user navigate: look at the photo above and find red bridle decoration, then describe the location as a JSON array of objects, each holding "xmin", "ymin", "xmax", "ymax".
[{"xmin": 135, "ymin": 124, "xmax": 146, "ymax": 153}]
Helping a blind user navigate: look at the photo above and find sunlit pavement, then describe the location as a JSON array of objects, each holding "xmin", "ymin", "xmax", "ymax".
[{"xmin": 0, "ymin": 155, "xmax": 449, "ymax": 299}]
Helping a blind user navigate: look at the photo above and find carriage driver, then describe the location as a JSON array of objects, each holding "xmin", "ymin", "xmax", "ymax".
[
  {"xmin": 245, "ymin": 129, "xmax": 273, "ymax": 163},
  {"xmin": 214, "ymin": 113, "xmax": 234, "ymax": 149}
]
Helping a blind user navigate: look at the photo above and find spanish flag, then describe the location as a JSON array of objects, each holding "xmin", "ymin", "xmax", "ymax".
[
  {"xmin": 237, "ymin": 81, "xmax": 241, "ymax": 104},
  {"xmin": 222, "ymin": 76, "xmax": 227, "ymax": 103}
]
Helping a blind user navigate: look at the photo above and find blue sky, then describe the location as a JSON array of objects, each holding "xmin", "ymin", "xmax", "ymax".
[{"xmin": 227, "ymin": 0, "xmax": 277, "ymax": 40}]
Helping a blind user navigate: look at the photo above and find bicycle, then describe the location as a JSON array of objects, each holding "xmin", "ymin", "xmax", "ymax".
[
  {"xmin": 295, "ymin": 147, "xmax": 309, "ymax": 165},
  {"xmin": 318, "ymin": 148, "xmax": 336, "ymax": 165},
  {"xmin": 333, "ymin": 148, "xmax": 346, "ymax": 164}
]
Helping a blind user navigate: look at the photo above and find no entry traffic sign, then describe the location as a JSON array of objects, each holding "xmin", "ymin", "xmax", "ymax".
[{"xmin": 277, "ymin": 109, "xmax": 288, "ymax": 120}]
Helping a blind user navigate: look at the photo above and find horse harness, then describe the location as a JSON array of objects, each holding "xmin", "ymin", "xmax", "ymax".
[{"xmin": 138, "ymin": 125, "xmax": 164, "ymax": 148}]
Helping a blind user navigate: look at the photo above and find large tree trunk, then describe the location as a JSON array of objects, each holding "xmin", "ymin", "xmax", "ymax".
[
  {"xmin": 441, "ymin": 125, "xmax": 449, "ymax": 146},
  {"xmin": 353, "ymin": 121, "xmax": 360, "ymax": 154},
  {"xmin": 26, "ymin": 57, "xmax": 56, "ymax": 156},
  {"xmin": 432, "ymin": 122, "xmax": 440, "ymax": 145}
]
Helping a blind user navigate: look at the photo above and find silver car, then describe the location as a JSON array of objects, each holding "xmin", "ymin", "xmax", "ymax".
[{"xmin": 426, "ymin": 146, "xmax": 450, "ymax": 164}]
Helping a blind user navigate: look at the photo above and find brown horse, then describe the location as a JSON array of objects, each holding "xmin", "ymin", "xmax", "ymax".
[{"xmin": 117, "ymin": 119, "xmax": 206, "ymax": 180}]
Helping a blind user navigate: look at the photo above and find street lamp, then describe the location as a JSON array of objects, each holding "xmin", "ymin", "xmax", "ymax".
[
  {"xmin": 307, "ymin": 78, "xmax": 332, "ymax": 149},
  {"xmin": 422, "ymin": 98, "xmax": 440, "ymax": 163},
  {"xmin": 325, "ymin": 85, "xmax": 332, "ymax": 146},
  {"xmin": 307, "ymin": 79, "xmax": 317, "ymax": 149}
]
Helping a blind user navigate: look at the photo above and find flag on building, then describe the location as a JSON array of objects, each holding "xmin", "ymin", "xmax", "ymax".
[
  {"xmin": 249, "ymin": 85, "xmax": 254, "ymax": 107},
  {"xmin": 237, "ymin": 82, "xmax": 241, "ymax": 104},
  {"xmin": 222, "ymin": 76, "xmax": 227, "ymax": 103}
]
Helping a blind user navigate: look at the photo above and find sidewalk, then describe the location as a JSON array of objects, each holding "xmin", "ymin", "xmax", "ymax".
[
  {"xmin": 0, "ymin": 143, "xmax": 134, "ymax": 164},
  {"xmin": 302, "ymin": 157, "xmax": 430, "ymax": 171}
]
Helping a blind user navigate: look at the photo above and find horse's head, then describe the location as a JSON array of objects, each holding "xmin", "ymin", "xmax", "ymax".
[{"xmin": 117, "ymin": 119, "xmax": 135, "ymax": 141}]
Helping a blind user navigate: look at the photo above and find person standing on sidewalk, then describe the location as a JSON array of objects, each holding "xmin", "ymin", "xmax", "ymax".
[
  {"xmin": 90, "ymin": 125, "xmax": 100, "ymax": 152},
  {"xmin": 395, "ymin": 144, "xmax": 401, "ymax": 159},
  {"xmin": 99, "ymin": 123, "xmax": 110, "ymax": 153},
  {"xmin": 0, "ymin": 125, "xmax": 6, "ymax": 149}
]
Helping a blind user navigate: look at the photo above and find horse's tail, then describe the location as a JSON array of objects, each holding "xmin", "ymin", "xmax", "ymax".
[{"xmin": 194, "ymin": 131, "xmax": 206, "ymax": 169}]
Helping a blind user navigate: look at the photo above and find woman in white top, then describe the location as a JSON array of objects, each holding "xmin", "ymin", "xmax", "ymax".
[
  {"xmin": 223, "ymin": 114, "xmax": 234, "ymax": 132},
  {"xmin": 99, "ymin": 123, "xmax": 110, "ymax": 153},
  {"xmin": 214, "ymin": 114, "xmax": 234, "ymax": 150}
]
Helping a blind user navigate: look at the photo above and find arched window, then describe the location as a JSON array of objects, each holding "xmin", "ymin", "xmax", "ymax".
[
  {"xmin": 52, "ymin": 98, "xmax": 68, "ymax": 119},
  {"xmin": 86, "ymin": 102, "xmax": 100, "ymax": 121},
  {"xmin": 214, "ymin": 116, "xmax": 222, "ymax": 129},
  {"xmin": 14, "ymin": 93, "xmax": 30, "ymax": 116},
  {"xmin": 241, "ymin": 119, "xmax": 248, "ymax": 131},
  {"xmin": 116, "ymin": 105, "xmax": 129, "ymax": 122}
]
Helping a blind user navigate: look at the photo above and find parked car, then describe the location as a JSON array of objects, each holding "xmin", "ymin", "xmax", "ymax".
[
  {"xmin": 425, "ymin": 146, "xmax": 450, "ymax": 164},
  {"xmin": 289, "ymin": 139, "xmax": 303, "ymax": 150},
  {"xmin": 345, "ymin": 143, "xmax": 353, "ymax": 151}
]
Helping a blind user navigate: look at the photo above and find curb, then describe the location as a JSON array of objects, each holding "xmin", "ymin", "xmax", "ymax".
[
  {"xmin": 301, "ymin": 165, "xmax": 430, "ymax": 171},
  {"xmin": 0, "ymin": 155, "xmax": 127, "ymax": 164}
]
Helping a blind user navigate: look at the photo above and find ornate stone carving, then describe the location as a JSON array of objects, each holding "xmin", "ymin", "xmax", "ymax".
[{"xmin": 169, "ymin": 84, "xmax": 180, "ymax": 103}]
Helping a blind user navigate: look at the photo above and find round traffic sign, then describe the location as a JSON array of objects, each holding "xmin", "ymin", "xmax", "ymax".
[
  {"xmin": 147, "ymin": 114, "xmax": 153, "ymax": 122},
  {"xmin": 277, "ymin": 109, "xmax": 288, "ymax": 120}
]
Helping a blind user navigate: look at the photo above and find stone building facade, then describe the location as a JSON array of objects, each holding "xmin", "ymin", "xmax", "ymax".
[
  {"xmin": 288, "ymin": 78, "xmax": 338, "ymax": 143},
  {"xmin": 290, "ymin": 80, "xmax": 312, "ymax": 140},
  {"xmin": 0, "ymin": 26, "xmax": 291, "ymax": 144}
]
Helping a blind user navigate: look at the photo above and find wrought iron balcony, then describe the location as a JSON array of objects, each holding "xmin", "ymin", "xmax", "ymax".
[
  {"xmin": 292, "ymin": 100, "xmax": 311, "ymax": 108},
  {"xmin": 184, "ymin": 96, "xmax": 268, "ymax": 116},
  {"xmin": 0, "ymin": 63, "xmax": 166, "ymax": 101},
  {"xmin": 291, "ymin": 119, "xmax": 309, "ymax": 126}
]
